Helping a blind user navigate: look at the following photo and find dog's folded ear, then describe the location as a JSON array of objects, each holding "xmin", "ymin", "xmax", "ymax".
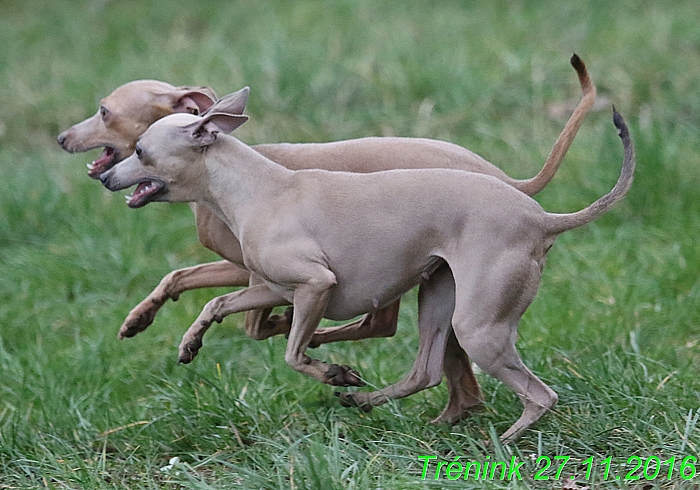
[
  {"xmin": 171, "ymin": 88, "xmax": 218, "ymax": 115},
  {"xmin": 185, "ymin": 113, "xmax": 249, "ymax": 147},
  {"xmin": 202, "ymin": 87, "xmax": 250, "ymax": 117}
]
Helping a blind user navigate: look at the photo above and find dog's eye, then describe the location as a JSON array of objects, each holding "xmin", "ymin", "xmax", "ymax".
[
  {"xmin": 135, "ymin": 144, "xmax": 142, "ymax": 158},
  {"xmin": 100, "ymin": 106, "xmax": 110, "ymax": 119}
]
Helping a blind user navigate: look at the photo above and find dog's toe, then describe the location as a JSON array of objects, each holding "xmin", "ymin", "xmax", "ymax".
[
  {"xmin": 324, "ymin": 363, "xmax": 343, "ymax": 380},
  {"xmin": 324, "ymin": 364, "xmax": 366, "ymax": 387},
  {"xmin": 336, "ymin": 392, "xmax": 358, "ymax": 407},
  {"xmin": 342, "ymin": 365, "xmax": 366, "ymax": 387},
  {"xmin": 120, "ymin": 308, "xmax": 158, "ymax": 339},
  {"xmin": 335, "ymin": 392, "xmax": 373, "ymax": 412},
  {"xmin": 178, "ymin": 339, "xmax": 202, "ymax": 364},
  {"xmin": 178, "ymin": 350, "xmax": 196, "ymax": 364},
  {"xmin": 335, "ymin": 391, "xmax": 353, "ymax": 407},
  {"xmin": 119, "ymin": 320, "xmax": 145, "ymax": 339}
]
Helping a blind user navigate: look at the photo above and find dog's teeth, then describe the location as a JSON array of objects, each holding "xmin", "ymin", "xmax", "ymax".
[
  {"xmin": 125, "ymin": 195, "xmax": 133, "ymax": 203},
  {"xmin": 87, "ymin": 163, "xmax": 95, "ymax": 170}
]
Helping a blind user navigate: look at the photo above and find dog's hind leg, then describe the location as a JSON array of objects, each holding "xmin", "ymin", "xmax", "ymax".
[
  {"xmin": 450, "ymin": 251, "xmax": 558, "ymax": 442},
  {"xmin": 455, "ymin": 319, "xmax": 557, "ymax": 442},
  {"xmin": 242, "ymin": 278, "xmax": 401, "ymax": 346},
  {"xmin": 431, "ymin": 329, "xmax": 484, "ymax": 423},
  {"xmin": 338, "ymin": 264, "xmax": 482, "ymax": 415},
  {"xmin": 308, "ymin": 300, "xmax": 401, "ymax": 347}
]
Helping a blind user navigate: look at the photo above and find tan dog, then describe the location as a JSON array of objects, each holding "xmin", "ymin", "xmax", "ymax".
[
  {"xmin": 58, "ymin": 57, "xmax": 594, "ymax": 345},
  {"xmin": 99, "ymin": 91, "xmax": 635, "ymax": 441},
  {"xmin": 59, "ymin": 56, "xmax": 594, "ymax": 423},
  {"xmin": 57, "ymin": 81, "xmax": 218, "ymax": 179}
]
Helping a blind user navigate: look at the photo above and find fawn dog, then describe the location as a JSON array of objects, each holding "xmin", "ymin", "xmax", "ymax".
[
  {"xmin": 100, "ymin": 89, "xmax": 634, "ymax": 441},
  {"xmin": 60, "ymin": 56, "xmax": 595, "ymax": 425}
]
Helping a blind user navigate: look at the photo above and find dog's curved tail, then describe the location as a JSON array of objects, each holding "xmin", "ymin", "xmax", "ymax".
[
  {"xmin": 511, "ymin": 54, "xmax": 597, "ymax": 196},
  {"xmin": 544, "ymin": 107, "xmax": 636, "ymax": 236}
]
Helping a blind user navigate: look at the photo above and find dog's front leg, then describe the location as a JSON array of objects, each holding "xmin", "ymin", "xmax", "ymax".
[
  {"xmin": 120, "ymin": 260, "xmax": 250, "ymax": 339},
  {"xmin": 284, "ymin": 276, "xmax": 365, "ymax": 387},
  {"xmin": 178, "ymin": 284, "xmax": 289, "ymax": 363}
]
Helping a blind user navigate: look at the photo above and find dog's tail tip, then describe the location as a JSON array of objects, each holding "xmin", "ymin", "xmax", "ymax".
[
  {"xmin": 570, "ymin": 54, "xmax": 589, "ymax": 81},
  {"xmin": 570, "ymin": 53, "xmax": 593, "ymax": 96},
  {"xmin": 612, "ymin": 105, "xmax": 629, "ymax": 140},
  {"xmin": 570, "ymin": 53, "xmax": 584, "ymax": 70}
]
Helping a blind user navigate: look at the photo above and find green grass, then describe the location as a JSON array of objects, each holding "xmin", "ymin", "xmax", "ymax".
[{"xmin": 1, "ymin": 0, "xmax": 700, "ymax": 488}]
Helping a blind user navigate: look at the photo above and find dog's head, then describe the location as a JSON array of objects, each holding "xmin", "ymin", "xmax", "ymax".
[
  {"xmin": 99, "ymin": 88, "xmax": 250, "ymax": 208},
  {"xmin": 56, "ymin": 80, "xmax": 223, "ymax": 178}
]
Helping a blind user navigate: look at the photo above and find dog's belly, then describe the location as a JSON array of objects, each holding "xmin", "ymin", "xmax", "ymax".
[
  {"xmin": 254, "ymin": 244, "xmax": 445, "ymax": 321},
  {"xmin": 322, "ymin": 255, "xmax": 444, "ymax": 320}
]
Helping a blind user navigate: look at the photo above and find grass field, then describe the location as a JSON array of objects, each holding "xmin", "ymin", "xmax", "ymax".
[{"xmin": 1, "ymin": 0, "xmax": 700, "ymax": 488}]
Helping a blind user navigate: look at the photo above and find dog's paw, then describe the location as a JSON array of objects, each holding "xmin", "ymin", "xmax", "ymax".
[
  {"xmin": 119, "ymin": 314, "xmax": 154, "ymax": 339},
  {"xmin": 431, "ymin": 402, "xmax": 483, "ymax": 425},
  {"xmin": 324, "ymin": 364, "xmax": 366, "ymax": 387},
  {"xmin": 263, "ymin": 307, "xmax": 293, "ymax": 336},
  {"xmin": 334, "ymin": 392, "xmax": 373, "ymax": 412},
  {"xmin": 178, "ymin": 338, "xmax": 203, "ymax": 364},
  {"xmin": 118, "ymin": 299, "xmax": 164, "ymax": 339}
]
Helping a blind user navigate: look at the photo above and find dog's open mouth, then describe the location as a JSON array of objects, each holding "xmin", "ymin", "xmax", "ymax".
[
  {"xmin": 87, "ymin": 146, "xmax": 118, "ymax": 178},
  {"xmin": 125, "ymin": 180, "xmax": 165, "ymax": 208}
]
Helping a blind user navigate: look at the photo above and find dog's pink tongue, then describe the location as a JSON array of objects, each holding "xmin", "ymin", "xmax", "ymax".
[
  {"xmin": 127, "ymin": 181, "xmax": 157, "ymax": 208},
  {"xmin": 131, "ymin": 182, "xmax": 151, "ymax": 201},
  {"xmin": 87, "ymin": 148, "xmax": 115, "ymax": 178}
]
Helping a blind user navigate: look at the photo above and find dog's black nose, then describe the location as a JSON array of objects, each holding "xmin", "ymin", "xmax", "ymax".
[
  {"xmin": 99, "ymin": 171, "xmax": 110, "ymax": 185},
  {"xmin": 56, "ymin": 133, "xmax": 66, "ymax": 146}
]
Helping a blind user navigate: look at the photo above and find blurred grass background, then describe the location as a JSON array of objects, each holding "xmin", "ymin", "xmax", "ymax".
[{"xmin": 1, "ymin": 0, "xmax": 699, "ymax": 488}]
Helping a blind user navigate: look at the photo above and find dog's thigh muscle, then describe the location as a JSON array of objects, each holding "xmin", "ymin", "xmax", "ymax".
[{"xmin": 449, "ymin": 252, "xmax": 556, "ymax": 441}]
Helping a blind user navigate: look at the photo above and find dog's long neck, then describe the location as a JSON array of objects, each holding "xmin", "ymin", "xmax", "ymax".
[{"xmin": 199, "ymin": 135, "xmax": 293, "ymax": 238}]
